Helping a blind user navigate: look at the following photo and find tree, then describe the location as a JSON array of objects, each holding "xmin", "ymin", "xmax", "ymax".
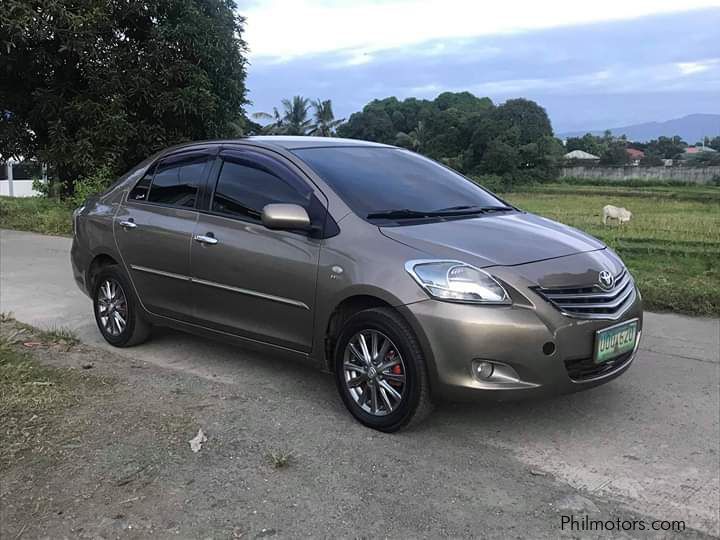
[
  {"xmin": 311, "ymin": 99, "xmax": 344, "ymax": 137},
  {"xmin": 254, "ymin": 96, "xmax": 313, "ymax": 135},
  {"xmin": 639, "ymin": 153, "xmax": 664, "ymax": 166},
  {"xmin": 646, "ymin": 136, "xmax": 687, "ymax": 159},
  {"xmin": 707, "ymin": 136, "xmax": 720, "ymax": 152},
  {"xmin": 565, "ymin": 133, "xmax": 610, "ymax": 157},
  {"xmin": 395, "ymin": 121, "xmax": 430, "ymax": 153},
  {"xmin": 600, "ymin": 141, "xmax": 630, "ymax": 165},
  {"xmin": 279, "ymin": 96, "xmax": 313, "ymax": 135},
  {"xmin": 252, "ymin": 108, "xmax": 285, "ymax": 134},
  {"xmin": 338, "ymin": 92, "xmax": 561, "ymax": 181},
  {"xmin": 0, "ymin": 0, "xmax": 249, "ymax": 194}
]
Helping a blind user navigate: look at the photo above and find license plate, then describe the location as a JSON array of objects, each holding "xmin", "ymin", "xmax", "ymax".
[{"xmin": 594, "ymin": 319, "xmax": 638, "ymax": 364}]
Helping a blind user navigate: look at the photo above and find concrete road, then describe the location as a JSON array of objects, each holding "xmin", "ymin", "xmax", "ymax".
[{"xmin": 2, "ymin": 228, "xmax": 719, "ymax": 536}]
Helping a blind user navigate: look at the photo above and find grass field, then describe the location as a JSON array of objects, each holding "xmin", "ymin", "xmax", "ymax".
[
  {"xmin": 0, "ymin": 196, "xmax": 72, "ymax": 236},
  {"xmin": 505, "ymin": 185, "xmax": 720, "ymax": 316},
  {"xmin": 2, "ymin": 184, "xmax": 719, "ymax": 316}
]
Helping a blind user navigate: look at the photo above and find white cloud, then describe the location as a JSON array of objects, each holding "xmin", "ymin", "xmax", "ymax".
[
  {"xmin": 402, "ymin": 61, "xmax": 720, "ymax": 98},
  {"xmin": 243, "ymin": 0, "xmax": 720, "ymax": 59},
  {"xmin": 677, "ymin": 58, "xmax": 720, "ymax": 75}
]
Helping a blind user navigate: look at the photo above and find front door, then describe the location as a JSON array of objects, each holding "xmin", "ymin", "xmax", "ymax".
[
  {"xmin": 115, "ymin": 150, "xmax": 214, "ymax": 320},
  {"xmin": 190, "ymin": 149, "xmax": 324, "ymax": 352}
]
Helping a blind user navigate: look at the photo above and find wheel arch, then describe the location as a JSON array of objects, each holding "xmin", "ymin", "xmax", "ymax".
[
  {"xmin": 322, "ymin": 292, "xmax": 437, "ymax": 384},
  {"xmin": 87, "ymin": 253, "xmax": 120, "ymax": 294}
]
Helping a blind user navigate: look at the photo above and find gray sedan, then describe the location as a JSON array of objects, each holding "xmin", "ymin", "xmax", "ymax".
[{"xmin": 71, "ymin": 136, "xmax": 642, "ymax": 431}]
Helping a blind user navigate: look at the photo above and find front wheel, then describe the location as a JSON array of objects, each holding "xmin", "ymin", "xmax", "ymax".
[
  {"xmin": 334, "ymin": 308, "xmax": 433, "ymax": 432},
  {"xmin": 92, "ymin": 265, "xmax": 151, "ymax": 347}
]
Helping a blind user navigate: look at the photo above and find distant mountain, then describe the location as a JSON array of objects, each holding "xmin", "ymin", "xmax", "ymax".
[{"xmin": 559, "ymin": 114, "xmax": 720, "ymax": 143}]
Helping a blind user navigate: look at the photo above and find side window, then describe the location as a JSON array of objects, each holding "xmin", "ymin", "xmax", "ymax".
[
  {"xmin": 145, "ymin": 155, "xmax": 211, "ymax": 208},
  {"xmin": 212, "ymin": 159, "xmax": 310, "ymax": 221},
  {"xmin": 128, "ymin": 168, "xmax": 154, "ymax": 201}
]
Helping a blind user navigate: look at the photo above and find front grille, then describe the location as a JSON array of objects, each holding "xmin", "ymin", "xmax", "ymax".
[
  {"xmin": 534, "ymin": 269, "xmax": 636, "ymax": 319},
  {"xmin": 565, "ymin": 350, "xmax": 634, "ymax": 381}
]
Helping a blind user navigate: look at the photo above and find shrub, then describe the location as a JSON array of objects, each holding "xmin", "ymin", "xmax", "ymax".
[{"xmin": 70, "ymin": 166, "xmax": 115, "ymax": 207}]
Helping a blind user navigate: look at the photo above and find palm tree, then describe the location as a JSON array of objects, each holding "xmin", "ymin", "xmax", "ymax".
[
  {"xmin": 395, "ymin": 121, "xmax": 429, "ymax": 153},
  {"xmin": 251, "ymin": 98, "xmax": 304, "ymax": 135},
  {"xmin": 311, "ymin": 99, "xmax": 344, "ymax": 137},
  {"xmin": 280, "ymin": 96, "xmax": 313, "ymax": 135},
  {"xmin": 251, "ymin": 107, "xmax": 285, "ymax": 134}
]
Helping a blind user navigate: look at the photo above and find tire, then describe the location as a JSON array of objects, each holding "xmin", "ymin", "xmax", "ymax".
[
  {"xmin": 92, "ymin": 264, "xmax": 151, "ymax": 347},
  {"xmin": 333, "ymin": 307, "xmax": 433, "ymax": 432}
]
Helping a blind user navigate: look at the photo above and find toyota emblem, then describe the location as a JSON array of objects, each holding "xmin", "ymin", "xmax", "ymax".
[{"xmin": 598, "ymin": 270, "xmax": 615, "ymax": 290}]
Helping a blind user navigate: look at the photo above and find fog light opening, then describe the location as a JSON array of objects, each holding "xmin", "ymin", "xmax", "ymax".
[
  {"xmin": 542, "ymin": 341, "xmax": 556, "ymax": 356},
  {"xmin": 475, "ymin": 361, "xmax": 494, "ymax": 380}
]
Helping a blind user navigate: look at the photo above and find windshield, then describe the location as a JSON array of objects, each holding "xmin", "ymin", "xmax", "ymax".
[{"xmin": 292, "ymin": 147, "xmax": 508, "ymax": 222}]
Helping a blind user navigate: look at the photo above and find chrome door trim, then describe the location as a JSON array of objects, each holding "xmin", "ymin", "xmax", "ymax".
[
  {"xmin": 130, "ymin": 265, "xmax": 309, "ymax": 310},
  {"xmin": 130, "ymin": 265, "xmax": 192, "ymax": 282},
  {"xmin": 192, "ymin": 277, "xmax": 310, "ymax": 310}
]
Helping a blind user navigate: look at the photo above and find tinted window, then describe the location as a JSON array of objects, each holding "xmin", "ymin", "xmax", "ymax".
[
  {"xmin": 128, "ymin": 169, "xmax": 154, "ymax": 201},
  {"xmin": 292, "ymin": 147, "xmax": 506, "ymax": 221},
  {"xmin": 212, "ymin": 159, "xmax": 310, "ymax": 221},
  {"xmin": 146, "ymin": 156, "xmax": 210, "ymax": 208}
]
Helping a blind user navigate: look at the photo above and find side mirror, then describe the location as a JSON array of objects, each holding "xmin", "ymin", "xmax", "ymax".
[{"xmin": 261, "ymin": 203, "xmax": 311, "ymax": 231}]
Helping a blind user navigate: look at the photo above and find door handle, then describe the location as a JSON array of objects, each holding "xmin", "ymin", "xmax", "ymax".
[
  {"xmin": 194, "ymin": 233, "xmax": 218, "ymax": 245},
  {"xmin": 119, "ymin": 219, "xmax": 137, "ymax": 229}
]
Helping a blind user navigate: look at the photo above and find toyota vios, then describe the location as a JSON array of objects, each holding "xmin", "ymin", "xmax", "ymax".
[{"xmin": 71, "ymin": 136, "xmax": 642, "ymax": 431}]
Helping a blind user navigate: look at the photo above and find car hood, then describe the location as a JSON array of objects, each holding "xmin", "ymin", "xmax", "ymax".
[{"xmin": 379, "ymin": 211, "xmax": 605, "ymax": 267}]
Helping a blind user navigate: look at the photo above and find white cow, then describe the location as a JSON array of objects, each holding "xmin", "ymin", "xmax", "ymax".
[{"xmin": 603, "ymin": 205, "xmax": 632, "ymax": 225}]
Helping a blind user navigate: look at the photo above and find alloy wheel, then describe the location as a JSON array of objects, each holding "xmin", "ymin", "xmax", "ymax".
[
  {"xmin": 96, "ymin": 278, "xmax": 128, "ymax": 336},
  {"xmin": 343, "ymin": 329, "xmax": 407, "ymax": 416}
]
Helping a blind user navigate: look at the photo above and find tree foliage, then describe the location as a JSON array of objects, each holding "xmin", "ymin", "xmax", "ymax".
[
  {"xmin": 254, "ymin": 97, "xmax": 343, "ymax": 136},
  {"xmin": 566, "ymin": 132, "xmax": 691, "ymax": 164},
  {"xmin": 338, "ymin": 92, "xmax": 562, "ymax": 181},
  {"xmin": 311, "ymin": 99, "xmax": 344, "ymax": 136},
  {"xmin": 0, "ymin": 0, "xmax": 249, "ymax": 193}
]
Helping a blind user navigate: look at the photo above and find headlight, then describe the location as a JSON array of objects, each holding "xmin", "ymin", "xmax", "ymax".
[{"xmin": 405, "ymin": 260, "xmax": 510, "ymax": 304}]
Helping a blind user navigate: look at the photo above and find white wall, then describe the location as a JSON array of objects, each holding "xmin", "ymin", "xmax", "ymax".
[{"xmin": 0, "ymin": 180, "xmax": 43, "ymax": 197}]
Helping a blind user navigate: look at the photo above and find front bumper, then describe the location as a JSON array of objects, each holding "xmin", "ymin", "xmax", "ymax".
[{"xmin": 400, "ymin": 287, "xmax": 643, "ymax": 402}]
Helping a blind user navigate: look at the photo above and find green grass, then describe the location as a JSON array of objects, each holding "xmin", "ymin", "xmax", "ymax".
[
  {"xmin": 0, "ymin": 196, "xmax": 73, "ymax": 236},
  {"xmin": 504, "ymin": 186, "xmax": 720, "ymax": 316},
  {"xmin": 516, "ymin": 183, "xmax": 720, "ymax": 203}
]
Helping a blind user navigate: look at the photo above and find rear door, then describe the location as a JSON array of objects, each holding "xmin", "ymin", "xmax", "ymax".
[
  {"xmin": 115, "ymin": 149, "xmax": 215, "ymax": 320},
  {"xmin": 190, "ymin": 148, "xmax": 326, "ymax": 352}
]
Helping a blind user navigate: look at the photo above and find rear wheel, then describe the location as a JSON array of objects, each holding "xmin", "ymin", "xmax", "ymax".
[
  {"xmin": 334, "ymin": 307, "xmax": 433, "ymax": 432},
  {"xmin": 92, "ymin": 265, "xmax": 151, "ymax": 347}
]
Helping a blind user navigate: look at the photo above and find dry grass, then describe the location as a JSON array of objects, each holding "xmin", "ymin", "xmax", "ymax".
[
  {"xmin": 266, "ymin": 449, "xmax": 293, "ymax": 469},
  {"xmin": 0, "ymin": 318, "xmax": 102, "ymax": 468}
]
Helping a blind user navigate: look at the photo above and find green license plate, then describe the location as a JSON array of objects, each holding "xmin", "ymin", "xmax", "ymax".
[{"xmin": 594, "ymin": 319, "xmax": 638, "ymax": 364}]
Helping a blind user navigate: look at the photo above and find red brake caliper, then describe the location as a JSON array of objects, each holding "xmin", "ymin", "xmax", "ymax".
[{"xmin": 388, "ymin": 351, "xmax": 403, "ymax": 386}]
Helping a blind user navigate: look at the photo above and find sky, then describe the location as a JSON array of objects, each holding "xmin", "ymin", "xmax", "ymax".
[{"xmin": 239, "ymin": 1, "xmax": 720, "ymax": 134}]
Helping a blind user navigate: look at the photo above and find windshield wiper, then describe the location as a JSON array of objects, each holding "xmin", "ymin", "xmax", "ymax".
[
  {"xmin": 433, "ymin": 204, "xmax": 515, "ymax": 213},
  {"xmin": 367, "ymin": 205, "xmax": 515, "ymax": 220},
  {"xmin": 366, "ymin": 209, "xmax": 433, "ymax": 220}
]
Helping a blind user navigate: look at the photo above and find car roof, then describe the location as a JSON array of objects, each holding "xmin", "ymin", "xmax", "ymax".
[
  {"xmin": 244, "ymin": 136, "xmax": 394, "ymax": 150},
  {"xmin": 155, "ymin": 136, "xmax": 395, "ymax": 161}
]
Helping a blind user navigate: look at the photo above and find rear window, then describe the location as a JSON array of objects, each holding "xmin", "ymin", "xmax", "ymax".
[
  {"xmin": 147, "ymin": 157, "xmax": 210, "ymax": 208},
  {"xmin": 291, "ymin": 147, "xmax": 505, "ymax": 220}
]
